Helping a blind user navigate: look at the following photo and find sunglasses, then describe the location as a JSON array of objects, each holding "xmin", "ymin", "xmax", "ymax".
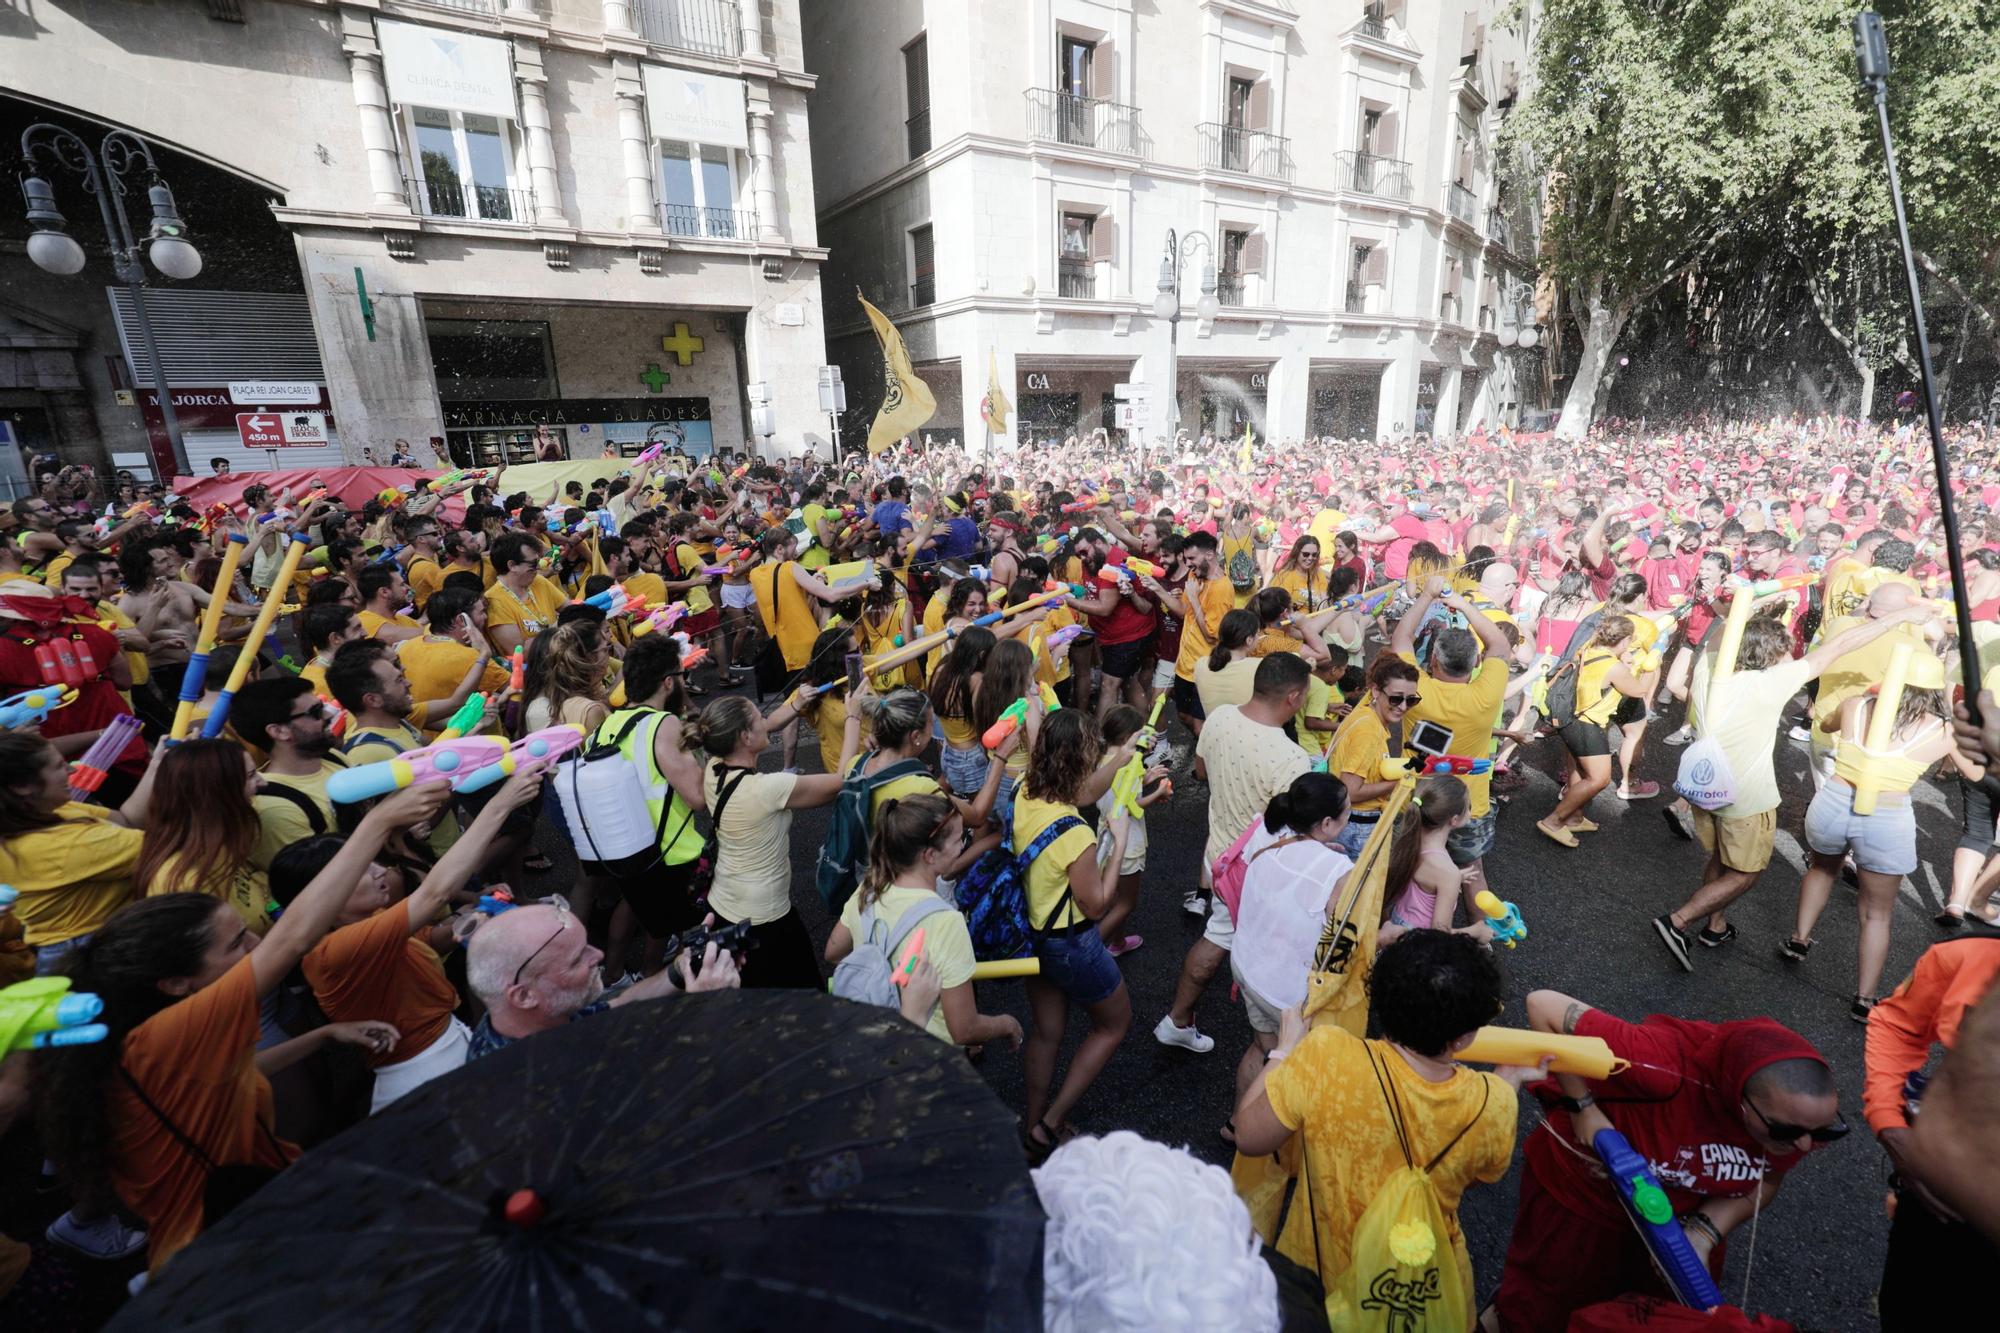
[
  {"xmin": 1744, "ymin": 1097, "xmax": 1850, "ymax": 1145},
  {"xmin": 288, "ymin": 702, "xmax": 329, "ymax": 723},
  {"xmin": 1383, "ymin": 693, "xmax": 1421, "ymax": 708}
]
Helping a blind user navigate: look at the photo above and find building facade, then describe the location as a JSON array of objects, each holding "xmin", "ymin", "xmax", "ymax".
[
  {"xmin": 2, "ymin": 0, "xmax": 832, "ymax": 478},
  {"xmin": 803, "ymin": 0, "xmax": 1541, "ymax": 452}
]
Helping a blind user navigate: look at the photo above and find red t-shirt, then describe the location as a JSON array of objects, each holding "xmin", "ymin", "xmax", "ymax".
[
  {"xmin": 1379, "ymin": 513, "xmax": 1430, "ymax": 579},
  {"xmin": 1525, "ymin": 1009, "xmax": 1805, "ymax": 1228},
  {"xmin": 1089, "ymin": 558, "xmax": 1158, "ymax": 647}
]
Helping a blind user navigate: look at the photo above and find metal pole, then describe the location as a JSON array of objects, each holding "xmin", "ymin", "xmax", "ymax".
[
  {"xmin": 1855, "ymin": 11, "xmax": 1981, "ymax": 711},
  {"xmin": 129, "ymin": 279, "xmax": 191, "ymax": 479}
]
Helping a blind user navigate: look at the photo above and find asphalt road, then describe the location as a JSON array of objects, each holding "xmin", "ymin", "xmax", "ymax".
[{"xmin": 744, "ymin": 695, "xmax": 1946, "ymax": 1332}]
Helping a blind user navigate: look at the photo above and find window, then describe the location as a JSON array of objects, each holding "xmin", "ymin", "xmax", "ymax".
[
  {"xmin": 909, "ymin": 224, "xmax": 935, "ymax": 307},
  {"xmin": 1441, "ymin": 254, "xmax": 1465, "ymax": 321},
  {"xmin": 406, "ymin": 107, "xmax": 522, "ymax": 221},
  {"xmin": 1059, "ymin": 212, "xmax": 1098, "ymax": 298},
  {"xmin": 658, "ymin": 141, "xmax": 741, "ymax": 237},
  {"xmin": 1348, "ymin": 243, "xmax": 1388, "ymax": 313},
  {"xmin": 1218, "ymin": 227, "xmax": 1262, "ymax": 306},
  {"xmin": 1057, "ymin": 35, "xmax": 1097, "ymax": 146},
  {"xmin": 1060, "ymin": 35, "xmax": 1094, "ymax": 98},
  {"xmin": 1227, "ymin": 77, "xmax": 1255, "ymax": 130},
  {"xmin": 905, "ymin": 36, "xmax": 931, "ymax": 159}
]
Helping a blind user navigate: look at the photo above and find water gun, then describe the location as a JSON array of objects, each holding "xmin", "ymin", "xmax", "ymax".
[
  {"xmin": 1, "ymin": 977, "xmax": 109, "ymax": 1052},
  {"xmin": 507, "ymin": 647, "xmax": 526, "ymax": 696},
  {"xmin": 377, "ymin": 487, "xmax": 408, "ymax": 509},
  {"xmin": 68, "ymin": 714, "xmax": 144, "ymax": 802},
  {"xmin": 1722, "ymin": 572, "xmax": 1816, "ymax": 598},
  {"xmin": 1474, "ymin": 890, "xmax": 1526, "ymax": 948},
  {"xmin": 316, "ymin": 695, "xmax": 350, "ymax": 740},
  {"xmin": 595, "ymin": 510, "xmax": 619, "ymax": 537},
  {"xmin": 368, "ymin": 543, "xmax": 408, "ymax": 566},
  {"xmin": 970, "ymin": 957, "xmax": 1042, "ymax": 981},
  {"xmin": 1333, "ymin": 584, "xmax": 1397, "ymax": 616},
  {"xmin": 435, "ymin": 693, "xmax": 487, "ymax": 741},
  {"xmin": 579, "ymin": 586, "xmax": 633, "ymax": 614},
  {"xmin": 1594, "ymin": 1126, "xmax": 1724, "ymax": 1311},
  {"xmin": 633, "ymin": 603, "xmax": 688, "ymax": 637},
  {"xmin": 123, "ymin": 499, "xmax": 159, "ymax": 521},
  {"xmin": 1113, "ymin": 694, "xmax": 1171, "ymax": 816},
  {"xmin": 892, "ymin": 927, "xmax": 927, "ymax": 988},
  {"xmin": 454, "ymin": 724, "xmax": 587, "ymax": 795},
  {"xmin": 275, "ymin": 654, "xmax": 304, "ymax": 676},
  {"xmin": 966, "ymin": 564, "xmax": 993, "ymax": 582},
  {"xmin": 1062, "ymin": 494, "xmax": 1109, "ymax": 514},
  {"xmin": 325, "ymin": 735, "xmax": 508, "ymax": 804},
  {"xmin": 635, "ymin": 441, "xmax": 668, "ymax": 466},
  {"xmin": 1458, "ymin": 1027, "xmax": 1622, "ymax": 1078},
  {"xmin": 299, "ymin": 487, "xmax": 329, "ymax": 508},
  {"xmin": 1419, "ymin": 755, "xmax": 1494, "ymax": 776},
  {"xmin": 0, "ymin": 686, "xmax": 77, "ymax": 729},
  {"xmin": 681, "ymin": 645, "xmax": 711, "ymax": 671},
  {"xmin": 197, "ymin": 503, "xmax": 234, "ymax": 534},
  {"xmin": 1042, "ymin": 624, "xmax": 1090, "ymax": 653},
  {"xmin": 476, "ymin": 887, "xmax": 516, "ymax": 915},
  {"xmin": 93, "ymin": 505, "xmax": 117, "ymax": 539},
  {"xmin": 981, "ymin": 696, "xmax": 1033, "ymax": 750}
]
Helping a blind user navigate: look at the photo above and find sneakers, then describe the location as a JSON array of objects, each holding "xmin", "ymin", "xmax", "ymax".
[
  {"xmin": 46, "ymin": 1209, "xmax": 148, "ymax": 1260},
  {"xmin": 1652, "ymin": 914, "xmax": 1695, "ymax": 972},
  {"xmin": 1153, "ymin": 1014, "xmax": 1215, "ymax": 1053},
  {"xmin": 1697, "ymin": 923, "xmax": 1737, "ymax": 948},
  {"xmin": 1787, "ymin": 724, "xmax": 1812, "ymax": 742},
  {"xmin": 1107, "ymin": 934, "xmax": 1144, "ymax": 958},
  {"xmin": 1183, "ymin": 891, "xmax": 1208, "ymax": 918},
  {"xmin": 1776, "ymin": 936, "xmax": 1813, "ymax": 963},
  {"xmin": 1661, "ymin": 806, "xmax": 1694, "ymax": 841},
  {"xmin": 1663, "ymin": 725, "xmax": 1695, "ymax": 746}
]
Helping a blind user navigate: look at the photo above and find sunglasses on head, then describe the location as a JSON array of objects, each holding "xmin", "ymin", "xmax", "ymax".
[{"xmin": 1744, "ymin": 1097, "xmax": 1850, "ymax": 1145}]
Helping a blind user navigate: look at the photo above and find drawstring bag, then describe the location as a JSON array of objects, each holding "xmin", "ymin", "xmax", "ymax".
[{"xmin": 1321, "ymin": 1047, "xmax": 1486, "ymax": 1331}]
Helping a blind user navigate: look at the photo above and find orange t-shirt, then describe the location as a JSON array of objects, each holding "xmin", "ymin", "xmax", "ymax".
[
  {"xmin": 301, "ymin": 905, "xmax": 457, "ymax": 1067},
  {"xmin": 110, "ymin": 955, "xmax": 297, "ymax": 1273}
]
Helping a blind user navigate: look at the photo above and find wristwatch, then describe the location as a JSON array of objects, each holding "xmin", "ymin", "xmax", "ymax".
[{"xmin": 1558, "ymin": 1093, "xmax": 1596, "ymax": 1113}]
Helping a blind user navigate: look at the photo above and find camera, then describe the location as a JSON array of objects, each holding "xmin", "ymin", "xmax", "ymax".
[
  {"xmin": 665, "ymin": 917, "xmax": 756, "ymax": 976},
  {"xmin": 1406, "ymin": 719, "xmax": 1454, "ymax": 760}
]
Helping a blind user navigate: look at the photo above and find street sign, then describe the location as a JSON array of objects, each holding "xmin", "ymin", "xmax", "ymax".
[
  {"xmin": 237, "ymin": 412, "xmax": 328, "ymax": 448},
  {"xmin": 236, "ymin": 413, "xmax": 285, "ymax": 448},
  {"xmin": 1116, "ymin": 402, "xmax": 1151, "ymax": 430},
  {"xmin": 1113, "ymin": 382, "xmax": 1149, "ymax": 400}
]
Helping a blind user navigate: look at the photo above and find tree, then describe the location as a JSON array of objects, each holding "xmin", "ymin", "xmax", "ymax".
[{"xmin": 1502, "ymin": 1, "xmax": 1877, "ymax": 438}]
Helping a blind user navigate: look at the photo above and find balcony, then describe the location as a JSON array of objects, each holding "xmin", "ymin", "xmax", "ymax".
[
  {"xmin": 1485, "ymin": 207, "xmax": 1513, "ymax": 252},
  {"xmin": 1057, "ymin": 257, "xmax": 1097, "ymax": 299},
  {"xmin": 1335, "ymin": 151, "xmax": 1414, "ymax": 201},
  {"xmin": 910, "ymin": 276, "xmax": 935, "ymax": 308},
  {"xmin": 1026, "ymin": 89, "xmax": 1147, "ymax": 157},
  {"xmin": 1216, "ymin": 273, "xmax": 1246, "ymax": 307},
  {"xmin": 1478, "ymin": 303, "xmax": 1496, "ymax": 331},
  {"xmin": 659, "ymin": 202, "xmax": 757, "ymax": 240},
  {"xmin": 405, "ymin": 176, "xmax": 534, "ymax": 224},
  {"xmin": 633, "ymin": 0, "xmax": 741, "ymax": 58},
  {"xmin": 404, "ymin": 0, "xmax": 499, "ymax": 11},
  {"xmin": 1439, "ymin": 292, "xmax": 1463, "ymax": 324},
  {"xmin": 1446, "ymin": 182, "xmax": 1478, "ymax": 226},
  {"xmin": 1196, "ymin": 123, "xmax": 1295, "ymax": 182}
]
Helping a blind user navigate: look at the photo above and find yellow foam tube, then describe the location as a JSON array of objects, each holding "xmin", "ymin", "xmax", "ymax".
[
  {"xmin": 970, "ymin": 958, "xmax": 1041, "ymax": 981},
  {"xmin": 1457, "ymin": 1027, "xmax": 1625, "ymax": 1079},
  {"xmin": 1851, "ymin": 641, "xmax": 1913, "ymax": 816}
]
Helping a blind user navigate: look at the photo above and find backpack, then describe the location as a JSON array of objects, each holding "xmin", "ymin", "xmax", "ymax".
[
  {"xmin": 1539, "ymin": 654, "xmax": 1584, "ymax": 730},
  {"xmin": 554, "ymin": 711, "xmax": 670, "ymax": 871},
  {"xmin": 814, "ymin": 756, "xmax": 934, "ymax": 914},
  {"xmin": 1228, "ymin": 547, "xmax": 1259, "ymax": 591},
  {"xmin": 1320, "ymin": 1047, "xmax": 1488, "ymax": 1331},
  {"xmin": 1210, "ymin": 816, "xmax": 1266, "ymax": 919},
  {"xmin": 828, "ymin": 893, "xmax": 955, "ymax": 1009},
  {"xmin": 955, "ymin": 814, "xmax": 1087, "ymax": 961}
]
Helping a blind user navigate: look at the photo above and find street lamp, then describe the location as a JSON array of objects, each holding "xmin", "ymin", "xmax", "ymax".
[
  {"xmin": 18, "ymin": 125, "xmax": 206, "ymax": 477},
  {"xmin": 1495, "ymin": 276, "xmax": 1539, "ymax": 349},
  {"xmin": 1152, "ymin": 228, "xmax": 1220, "ymax": 445}
]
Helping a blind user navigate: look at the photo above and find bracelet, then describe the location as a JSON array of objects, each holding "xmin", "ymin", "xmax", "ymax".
[
  {"xmin": 1559, "ymin": 1093, "xmax": 1596, "ymax": 1113},
  {"xmin": 1680, "ymin": 1211, "xmax": 1722, "ymax": 1246},
  {"xmin": 1265, "ymin": 1047, "xmax": 1291, "ymax": 1063}
]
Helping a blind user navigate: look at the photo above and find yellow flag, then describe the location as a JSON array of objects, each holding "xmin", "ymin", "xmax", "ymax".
[
  {"xmin": 1238, "ymin": 423, "xmax": 1255, "ymax": 469},
  {"xmin": 981, "ymin": 348, "xmax": 1012, "ymax": 435},
  {"xmin": 860, "ymin": 292, "xmax": 936, "ymax": 455}
]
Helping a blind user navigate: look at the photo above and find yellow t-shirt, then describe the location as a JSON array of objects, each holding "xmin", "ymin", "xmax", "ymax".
[
  {"xmin": 298, "ymin": 659, "xmax": 330, "ymax": 698},
  {"xmin": 837, "ymin": 885, "xmax": 975, "ymax": 1042},
  {"xmin": 870, "ymin": 768, "xmax": 942, "ymax": 817},
  {"xmin": 813, "ymin": 694, "xmax": 877, "ymax": 777},
  {"xmin": 922, "ymin": 589, "xmax": 951, "ymax": 637},
  {"xmin": 1175, "ymin": 576, "xmax": 1238, "ymax": 680},
  {"xmin": 1810, "ymin": 616, "xmax": 1931, "ymax": 746},
  {"xmin": 405, "ymin": 556, "xmax": 445, "ymax": 612},
  {"xmin": 1296, "ymin": 674, "xmax": 1336, "ymax": 758},
  {"xmin": 41, "ymin": 551, "xmax": 76, "ymax": 589},
  {"xmin": 623, "ymin": 571, "xmax": 668, "ymax": 611},
  {"xmin": 397, "ymin": 638, "xmax": 509, "ymax": 733},
  {"xmin": 1307, "ymin": 508, "xmax": 1349, "ymax": 550},
  {"xmin": 357, "ymin": 608, "xmax": 421, "ymax": 639},
  {"xmin": 800, "ymin": 503, "xmax": 833, "ymax": 570},
  {"xmin": 0, "ymin": 804, "xmax": 144, "ymax": 947},
  {"xmin": 148, "ymin": 854, "xmax": 270, "ymax": 933},
  {"xmin": 1011, "ymin": 795, "xmax": 1096, "ymax": 932},
  {"xmin": 750, "ymin": 560, "xmax": 820, "ymax": 672},
  {"xmin": 1269, "ymin": 567, "xmax": 1333, "ymax": 614},
  {"xmin": 482, "ymin": 576, "xmax": 568, "ymax": 644},
  {"xmin": 251, "ymin": 762, "xmax": 343, "ymax": 870},
  {"xmin": 98, "ymin": 600, "xmax": 150, "ymax": 688},
  {"xmin": 1264, "ymin": 1026, "xmax": 1515, "ymax": 1299},
  {"xmin": 1327, "ymin": 706, "xmax": 1394, "ymax": 812},
  {"xmin": 674, "ymin": 542, "xmax": 715, "ymax": 616},
  {"xmin": 1398, "ymin": 650, "xmax": 1509, "ymax": 818}
]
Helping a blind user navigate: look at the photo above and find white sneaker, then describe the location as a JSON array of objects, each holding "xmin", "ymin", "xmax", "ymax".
[
  {"xmin": 1183, "ymin": 891, "xmax": 1207, "ymax": 917},
  {"xmin": 47, "ymin": 1209, "xmax": 148, "ymax": 1260},
  {"xmin": 1153, "ymin": 1014, "xmax": 1216, "ymax": 1053}
]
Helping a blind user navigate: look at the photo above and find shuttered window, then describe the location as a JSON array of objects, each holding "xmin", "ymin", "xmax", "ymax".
[
  {"xmin": 904, "ymin": 36, "xmax": 931, "ymax": 158},
  {"xmin": 909, "ymin": 224, "xmax": 935, "ymax": 307},
  {"xmin": 108, "ymin": 288, "xmax": 325, "ymax": 383}
]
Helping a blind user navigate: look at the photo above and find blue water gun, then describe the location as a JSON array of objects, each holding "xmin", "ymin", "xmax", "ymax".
[
  {"xmin": 0, "ymin": 686, "xmax": 77, "ymax": 730},
  {"xmin": 1593, "ymin": 1126, "xmax": 1723, "ymax": 1310},
  {"xmin": 1, "ymin": 977, "xmax": 110, "ymax": 1052},
  {"xmin": 1474, "ymin": 891, "xmax": 1526, "ymax": 948}
]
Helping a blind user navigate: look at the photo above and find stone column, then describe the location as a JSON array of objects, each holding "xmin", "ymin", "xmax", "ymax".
[
  {"xmin": 614, "ymin": 61, "xmax": 662, "ymax": 233},
  {"xmin": 343, "ymin": 30, "xmax": 410, "ymax": 212},
  {"xmin": 514, "ymin": 43, "xmax": 567, "ymax": 226},
  {"xmin": 601, "ymin": 0, "xmax": 635, "ymax": 36},
  {"xmin": 739, "ymin": 0, "xmax": 767, "ymax": 61},
  {"xmin": 748, "ymin": 98, "xmax": 782, "ymax": 242}
]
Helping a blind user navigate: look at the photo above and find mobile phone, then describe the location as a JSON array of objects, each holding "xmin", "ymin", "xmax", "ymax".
[
  {"xmin": 1407, "ymin": 719, "xmax": 1454, "ymax": 758},
  {"xmin": 843, "ymin": 651, "xmax": 864, "ymax": 690}
]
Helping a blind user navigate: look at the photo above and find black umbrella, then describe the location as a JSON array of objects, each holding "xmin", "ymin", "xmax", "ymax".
[{"xmin": 113, "ymin": 990, "xmax": 1044, "ymax": 1332}]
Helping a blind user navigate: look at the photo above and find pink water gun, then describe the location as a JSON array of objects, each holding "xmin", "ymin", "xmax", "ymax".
[
  {"xmin": 325, "ymin": 736, "xmax": 509, "ymax": 804},
  {"xmin": 454, "ymin": 725, "xmax": 588, "ymax": 794},
  {"xmin": 633, "ymin": 603, "xmax": 688, "ymax": 637}
]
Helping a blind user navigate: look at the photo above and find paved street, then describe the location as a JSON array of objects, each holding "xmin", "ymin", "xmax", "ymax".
[{"xmin": 759, "ymin": 703, "xmax": 1943, "ymax": 1331}]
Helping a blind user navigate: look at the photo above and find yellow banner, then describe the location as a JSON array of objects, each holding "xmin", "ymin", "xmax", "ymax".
[
  {"xmin": 860, "ymin": 292, "xmax": 937, "ymax": 454},
  {"xmin": 981, "ymin": 348, "xmax": 1012, "ymax": 436}
]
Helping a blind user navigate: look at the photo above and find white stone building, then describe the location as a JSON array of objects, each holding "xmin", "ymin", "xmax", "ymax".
[
  {"xmin": 802, "ymin": 0, "xmax": 1541, "ymax": 453},
  {"xmin": 2, "ymin": 0, "xmax": 833, "ymax": 477}
]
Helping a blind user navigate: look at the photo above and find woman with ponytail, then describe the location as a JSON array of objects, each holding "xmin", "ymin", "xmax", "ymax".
[
  {"xmin": 38, "ymin": 782, "xmax": 451, "ymax": 1274},
  {"xmin": 1231, "ymin": 773, "xmax": 1355, "ymax": 1073},
  {"xmin": 928, "ymin": 625, "xmax": 998, "ymax": 796},
  {"xmin": 854, "ymin": 686, "xmax": 1009, "ymax": 875},
  {"xmin": 824, "ymin": 792, "xmax": 1023, "ymax": 1049},
  {"xmin": 680, "ymin": 680, "xmax": 876, "ymax": 988},
  {"xmin": 1381, "ymin": 775, "xmax": 1492, "ymax": 943},
  {"xmin": 1193, "ymin": 608, "xmax": 1261, "ymax": 714}
]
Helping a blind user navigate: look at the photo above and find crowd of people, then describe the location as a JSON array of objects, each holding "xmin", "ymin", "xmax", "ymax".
[{"xmin": 4, "ymin": 411, "xmax": 2000, "ymax": 1330}]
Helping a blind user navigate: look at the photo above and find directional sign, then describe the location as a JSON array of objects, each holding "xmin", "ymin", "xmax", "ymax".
[{"xmin": 237, "ymin": 413, "xmax": 285, "ymax": 448}]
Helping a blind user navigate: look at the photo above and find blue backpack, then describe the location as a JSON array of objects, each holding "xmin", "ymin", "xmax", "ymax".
[
  {"xmin": 955, "ymin": 814, "xmax": 1086, "ymax": 961},
  {"xmin": 814, "ymin": 756, "xmax": 934, "ymax": 914}
]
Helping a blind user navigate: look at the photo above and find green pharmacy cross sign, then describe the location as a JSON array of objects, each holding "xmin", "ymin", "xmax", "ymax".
[{"xmin": 639, "ymin": 362, "xmax": 671, "ymax": 393}]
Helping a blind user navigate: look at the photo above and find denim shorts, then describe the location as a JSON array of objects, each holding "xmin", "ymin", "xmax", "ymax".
[
  {"xmin": 1804, "ymin": 779, "xmax": 1918, "ymax": 875},
  {"xmin": 1333, "ymin": 811, "xmax": 1381, "ymax": 859},
  {"xmin": 940, "ymin": 743, "xmax": 990, "ymax": 797},
  {"xmin": 33, "ymin": 932, "xmax": 91, "ymax": 977},
  {"xmin": 1034, "ymin": 923, "xmax": 1124, "ymax": 1006}
]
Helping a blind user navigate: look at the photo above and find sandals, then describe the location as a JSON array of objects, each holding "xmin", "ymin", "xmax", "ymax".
[
  {"xmin": 523, "ymin": 851, "xmax": 554, "ymax": 873},
  {"xmin": 1775, "ymin": 936, "xmax": 1814, "ymax": 963},
  {"xmin": 1023, "ymin": 1118, "xmax": 1073, "ymax": 1166},
  {"xmin": 1536, "ymin": 820, "xmax": 1579, "ymax": 849},
  {"xmin": 1219, "ymin": 1118, "xmax": 1238, "ymax": 1148},
  {"xmin": 1935, "ymin": 907, "xmax": 1967, "ymax": 930},
  {"xmin": 1566, "ymin": 816, "xmax": 1600, "ymax": 833},
  {"xmin": 1850, "ymin": 995, "xmax": 1878, "ymax": 1024},
  {"xmin": 1662, "ymin": 806, "xmax": 1694, "ymax": 841}
]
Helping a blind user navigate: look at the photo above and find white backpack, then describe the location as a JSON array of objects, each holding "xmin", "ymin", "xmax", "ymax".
[
  {"xmin": 830, "ymin": 895, "xmax": 954, "ymax": 1010},
  {"xmin": 1673, "ymin": 681, "xmax": 1740, "ymax": 811},
  {"xmin": 554, "ymin": 712, "xmax": 669, "ymax": 868}
]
